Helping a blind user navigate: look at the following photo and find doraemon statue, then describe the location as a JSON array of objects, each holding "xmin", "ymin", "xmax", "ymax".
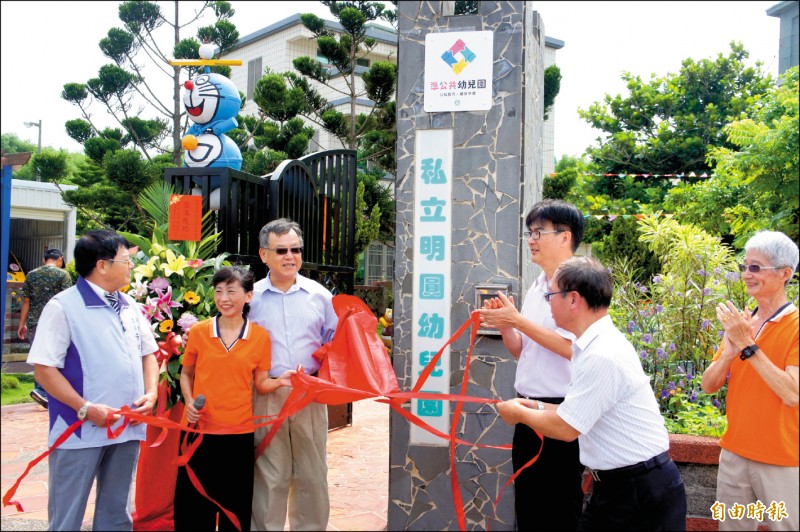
[{"xmin": 181, "ymin": 45, "xmax": 242, "ymax": 170}]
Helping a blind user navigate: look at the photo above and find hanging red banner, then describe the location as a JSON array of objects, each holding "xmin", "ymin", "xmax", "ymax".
[{"xmin": 168, "ymin": 194, "xmax": 202, "ymax": 242}]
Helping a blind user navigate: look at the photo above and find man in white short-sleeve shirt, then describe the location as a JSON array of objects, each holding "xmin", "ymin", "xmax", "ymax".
[
  {"xmin": 497, "ymin": 257, "xmax": 687, "ymax": 530},
  {"xmin": 477, "ymin": 200, "xmax": 585, "ymax": 530},
  {"xmin": 27, "ymin": 230, "xmax": 158, "ymax": 531}
]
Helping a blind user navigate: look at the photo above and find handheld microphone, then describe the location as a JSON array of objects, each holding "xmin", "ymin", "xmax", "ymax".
[
  {"xmin": 193, "ymin": 394, "xmax": 206, "ymax": 411},
  {"xmin": 187, "ymin": 394, "xmax": 206, "ymax": 442}
]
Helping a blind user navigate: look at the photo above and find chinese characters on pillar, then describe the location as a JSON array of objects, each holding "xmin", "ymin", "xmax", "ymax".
[{"xmin": 411, "ymin": 129, "xmax": 453, "ymax": 445}]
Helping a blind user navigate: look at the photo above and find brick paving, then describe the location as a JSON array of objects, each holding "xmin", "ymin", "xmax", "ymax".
[{"xmin": 1, "ymin": 398, "xmax": 389, "ymax": 531}]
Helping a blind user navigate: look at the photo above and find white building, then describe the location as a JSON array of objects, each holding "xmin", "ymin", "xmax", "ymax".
[
  {"xmin": 4, "ymin": 178, "xmax": 77, "ymax": 360},
  {"xmin": 767, "ymin": 1, "xmax": 799, "ymax": 75},
  {"xmin": 543, "ymin": 36, "xmax": 564, "ymax": 176},
  {"xmin": 8, "ymin": 179, "xmax": 77, "ymax": 271},
  {"xmin": 221, "ymin": 14, "xmax": 398, "ymax": 152}
]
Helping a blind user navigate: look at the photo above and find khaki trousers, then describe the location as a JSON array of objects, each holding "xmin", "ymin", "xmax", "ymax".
[
  {"xmin": 716, "ymin": 448, "xmax": 799, "ymax": 531},
  {"xmin": 251, "ymin": 385, "xmax": 329, "ymax": 531}
]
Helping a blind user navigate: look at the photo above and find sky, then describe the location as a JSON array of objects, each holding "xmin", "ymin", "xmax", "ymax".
[
  {"xmin": 0, "ymin": 1, "xmax": 782, "ymax": 160},
  {"xmin": 534, "ymin": 1, "xmax": 780, "ymax": 158}
]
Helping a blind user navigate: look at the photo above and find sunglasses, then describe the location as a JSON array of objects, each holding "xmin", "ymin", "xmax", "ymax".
[
  {"xmin": 265, "ymin": 247, "xmax": 303, "ymax": 256},
  {"xmin": 738, "ymin": 264, "xmax": 781, "ymax": 273}
]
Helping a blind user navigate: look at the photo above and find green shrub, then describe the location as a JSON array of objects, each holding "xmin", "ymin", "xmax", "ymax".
[
  {"xmin": 608, "ymin": 215, "xmax": 749, "ymax": 435},
  {"xmin": 15, "ymin": 373, "xmax": 35, "ymax": 384},
  {"xmin": 1, "ymin": 373, "xmax": 36, "ymax": 406},
  {"xmin": 2, "ymin": 374, "xmax": 20, "ymax": 390},
  {"xmin": 581, "ymin": 216, "xmax": 611, "ymax": 245},
  {"xmin": 66, "ymin": 259, "xmax": 78, "ymax": 283},
  {"xmin": 663, "ymin": 374, "xmax": 728, "ymax": 437},
  {"xmin": 543, "ymin": 166, "xmax": 577, "ymax": 200},
  {"xmin": 595, "ymin": 216, "xmax": 660, "ymax": 283}
]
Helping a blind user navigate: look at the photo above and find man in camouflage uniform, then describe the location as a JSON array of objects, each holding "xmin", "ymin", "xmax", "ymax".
[{"xmin": 18, "ymin": 248, "xmax": 72, "ymax": 407}]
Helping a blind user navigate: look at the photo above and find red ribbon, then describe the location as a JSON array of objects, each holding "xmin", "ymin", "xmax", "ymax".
[
  {"xmin": 253, "ymin": 297, "xmax": 530, "ymax": 529},
  {"xmin": 3, "ymin": 295, "xmax": 540, "ymax": 529},
  {"xmin": 2, "ymin": 418, "xmax": 86, "ymax": 512},
  {"xmin": 176, "ymin": 432, "xmax": 242, "ymax": 530}
]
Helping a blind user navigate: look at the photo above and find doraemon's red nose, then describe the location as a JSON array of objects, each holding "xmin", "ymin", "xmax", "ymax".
[{"xmin": 184, "ymin": 80, "xmax": 194, "ymax": 90}]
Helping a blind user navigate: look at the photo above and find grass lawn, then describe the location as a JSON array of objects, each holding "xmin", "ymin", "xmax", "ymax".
[{"xmin": 1, "ymin": 373, "xmax": 35, "ymax": 406}]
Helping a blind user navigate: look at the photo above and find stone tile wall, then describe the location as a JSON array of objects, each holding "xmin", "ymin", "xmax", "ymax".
[{"xmin": 390, "ymin": 2, "xmax": 545, "ymax": 529}]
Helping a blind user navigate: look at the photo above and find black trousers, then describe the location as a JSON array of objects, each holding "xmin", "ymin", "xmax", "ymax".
[
  {"xmin": 174, "ymin": 432, "xmax": 255, "ymax": 531},
  {"xmin": 579, "ymin": 456, "xmax": 686, "ymax": 531},
  {"xmin": 512, "ymin": 400, "xmax": 584, "ymax": 531}
]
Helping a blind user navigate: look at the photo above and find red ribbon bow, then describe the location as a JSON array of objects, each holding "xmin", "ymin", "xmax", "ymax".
[{"xmin": 156, "ymin": 331, "xmax": 182, "ymax": 366}]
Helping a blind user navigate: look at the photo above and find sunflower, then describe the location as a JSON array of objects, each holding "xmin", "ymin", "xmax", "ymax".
[
  {"xmin": 159, "ymin": 319, "xmax": 174, "ymax": 333},
  {"xmin": 184, "ymin": 291, "xmax": 201, "ymax": 305}
]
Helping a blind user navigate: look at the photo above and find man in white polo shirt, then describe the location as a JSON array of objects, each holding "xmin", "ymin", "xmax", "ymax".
[
  {"xmin": 27, "ymin": 230, "xmax": 159, "ymax": 531},
  {"xmin": 496, "ymin": 257, "xmax": 687, "ymax": 530}
]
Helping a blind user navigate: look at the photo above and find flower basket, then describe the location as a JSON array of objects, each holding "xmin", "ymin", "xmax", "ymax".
[{"xmin": 132, "ymin": 401, "xmax": 185, "ymax": 530}]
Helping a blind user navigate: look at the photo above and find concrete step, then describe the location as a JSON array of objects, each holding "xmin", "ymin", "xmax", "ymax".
[{"xmin": 2, "ymin": 352, "xmax": 29, "ymax": 363}]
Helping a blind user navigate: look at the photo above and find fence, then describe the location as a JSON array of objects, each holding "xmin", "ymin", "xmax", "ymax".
[{"xmin": 163, "ymin": 150, "xmax": 357, "ymax": 291}]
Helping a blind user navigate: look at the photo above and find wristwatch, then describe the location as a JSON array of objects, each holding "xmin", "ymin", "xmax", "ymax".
[
  {"xmin": 77, "ymin": 401, "xmax": 92, "ymax": 420},
  {"xmin": 740, "ymin": 344, "xmax": 759, "ymax": 361}
]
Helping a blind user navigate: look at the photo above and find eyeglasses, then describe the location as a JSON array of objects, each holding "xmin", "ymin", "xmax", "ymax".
[
  {"xmin": 107, "ymin": 258, "xmax": 134, "ymax": 266},
  {"xmin": 265, "ymin": 247, "xmax": 303, "ymax": 256},
  {"xmin": 738, "ymin": 263, "xmax": 781, "ymax": 273},
  {"xmin": 543, "ymin": 290, "xmax": 570, "ymax": 302},
  {"xmin": 523, "ymin": 229, "xmax": 565, "ymax": 240}
]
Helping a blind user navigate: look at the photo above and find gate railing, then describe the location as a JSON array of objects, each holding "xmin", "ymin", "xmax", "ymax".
[{"xmin": 163, "ymin": 149, "xmax": 357, "ymax": 288}]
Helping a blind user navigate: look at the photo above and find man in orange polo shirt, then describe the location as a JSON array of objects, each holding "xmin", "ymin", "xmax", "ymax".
[{"xmin": 702, "ymin": 231, "xmax": 799, "ymax": 531}]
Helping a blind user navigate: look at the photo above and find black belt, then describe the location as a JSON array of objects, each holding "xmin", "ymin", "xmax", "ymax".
[
  {"xmin": 516, "ymin": 393, "xmax": 565, "ymax": 405},
  {"xmin": 590, "ymin": 451, "xmax": 671, "ymax": 482}
]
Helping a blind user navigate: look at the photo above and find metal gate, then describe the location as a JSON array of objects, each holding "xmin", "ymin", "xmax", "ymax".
[{"xmin": 163, "ymin": 150, "xmax": 357, "ymax": 292}]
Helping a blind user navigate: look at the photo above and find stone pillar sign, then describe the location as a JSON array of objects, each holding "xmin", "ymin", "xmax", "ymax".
[
  {"xmin": 390, "ymin": 1, "xmax": 546, "ymax": 530},
  {"xmin": 411, "ymin": 128, "xmax": 454, "ymax": 444}
]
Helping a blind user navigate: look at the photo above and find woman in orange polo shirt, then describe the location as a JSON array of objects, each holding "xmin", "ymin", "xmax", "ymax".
[
  {"xmin": 702, "ymin": 231, "xmax": 799, "ymax": 532},
  {"xmin": 174, "ymin": 266, "xmax": 295, "ymax": 531}
]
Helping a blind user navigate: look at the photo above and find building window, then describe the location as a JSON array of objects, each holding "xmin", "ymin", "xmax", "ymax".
[
  {"xmin": 318, "ymin": 51, "xmax": 368, "ymax": 68},
  {"xmin": 365, "ymin": 241, "xmax": 394, "ymax": 285},
  {"xmin": 247, "ymin": 57, "xmax": 262, "ymax": 100}
]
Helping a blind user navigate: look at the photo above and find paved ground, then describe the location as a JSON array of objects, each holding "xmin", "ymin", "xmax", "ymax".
[{"xmin": 1, "ymin": 398, "xmax": 389, "ymax": 531}]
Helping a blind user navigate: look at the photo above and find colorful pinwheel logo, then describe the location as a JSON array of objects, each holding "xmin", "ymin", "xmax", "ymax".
[{"xmin": 440, "ymin": 39, "xmax": 476, "ymax": 75}]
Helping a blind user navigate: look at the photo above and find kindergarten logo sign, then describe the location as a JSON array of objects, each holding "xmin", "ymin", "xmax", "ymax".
[{"xmin": 424, "ymin": 31, "xmax": 493, "ymax": 112}]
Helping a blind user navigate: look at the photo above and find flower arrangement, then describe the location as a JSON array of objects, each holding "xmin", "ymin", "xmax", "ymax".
[
  {"xmin": 120, "ymin": 181, "xmax": 231, "ymax": 408},
  {"xmin": 607, "ymin": 215, "xmax": 750, "ymax": 437},
  {"xmin": 122, "ymin": 227, "xmax": 231, "ymax": 408}
]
